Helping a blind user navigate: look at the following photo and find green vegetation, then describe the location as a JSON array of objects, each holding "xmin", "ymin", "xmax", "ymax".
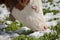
[
  {"xmin": 0, "ymin": 0, "xmax": 60, "ymax": 40},
  {"xmin": 5, "ymin": 21, "xmax": 24, "ymax": 32}
]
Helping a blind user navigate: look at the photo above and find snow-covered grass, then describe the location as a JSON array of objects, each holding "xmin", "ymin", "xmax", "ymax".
[
  {"xmin": 0, "ymin": 35, "xmax": 11, "ymax": 40},
  {"xmin": 0, "ymin": 0, "xmax": 60, "ymax": 40},
  {"xmin": 0, "ymin": 4, "xmax": 10, "ymax": 21}
]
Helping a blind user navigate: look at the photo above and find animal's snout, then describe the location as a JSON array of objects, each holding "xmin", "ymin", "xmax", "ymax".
[{"xmin": 42, "ymin": 25, "xmax": 48, "ymax": 31}]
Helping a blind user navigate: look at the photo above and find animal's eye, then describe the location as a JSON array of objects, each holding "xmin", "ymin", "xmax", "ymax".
[
  {"xmin": 1, "ymin": 4, "xmax": 5, "ymax": 8},
  {"xmin": 2, "ymin": 5, "xmax": 5, "ymax": 8}
]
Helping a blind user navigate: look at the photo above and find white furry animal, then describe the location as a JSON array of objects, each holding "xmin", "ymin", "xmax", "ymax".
[
  {"xmin": 11, "ymin": 0, "xmax": 48, "ymax": 31},
  {"xmin": 0, "ymin": 0, "xmax": 48, "ymax": 31}
]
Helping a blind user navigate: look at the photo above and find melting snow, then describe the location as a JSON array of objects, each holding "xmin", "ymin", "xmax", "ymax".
[
  {"xmin": 29, "ymin": 31, "xmax": 44, "ymax": 38},
  {"xmin": 0, "ymin": 0, "xmax": 60, "ymax": 39},
  {"xmin": 29, "ymin": 29, "xmax": 51, "ymax": 38},
  {"xmin": 0, "ymin": 35, "xmax": 11, "ymax": 40},
  {"xmin": 0, "ymin": 4, "xmax": 10, "ymax": 21}
]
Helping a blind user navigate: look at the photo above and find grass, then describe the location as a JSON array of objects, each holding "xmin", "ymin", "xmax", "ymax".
[
  {"xmin": 0, "ymin": 0, "xmax": 60, "ymax": 40},
  {"xmin": 5, "ymin": 21, "xmax": 24, "ymax": 32},
  {"xmin": 12, "ymin": 23, "xmax": 60, "ymax": 40}
]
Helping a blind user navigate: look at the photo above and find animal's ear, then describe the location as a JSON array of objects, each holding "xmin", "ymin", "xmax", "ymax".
[{"xmin": 16, "ymin": 0, "xmax": 30, "ymax": 10}]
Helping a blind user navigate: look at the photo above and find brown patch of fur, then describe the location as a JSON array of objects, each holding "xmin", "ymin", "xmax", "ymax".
[
  {"xmin": 4, "ymin": 0, "xmax": 13, "ymax": 8},
  {"xmin": 16, "ymin": 0, "xmax": 30, "ymax": 10},
  {"xmin": 4, "ymin": 0, "xmax": 30, "ymax": 10}
]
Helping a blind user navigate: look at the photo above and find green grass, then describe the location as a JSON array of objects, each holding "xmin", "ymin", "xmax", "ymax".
[
  {"xmin": 12, "ymin": 23, "xmax": 60, "ymax": 40},
  {"xmin": 5, "ymin": 21, "xmax": 24, "ymax": 32},
  {"xmin": 48, "ymin": 18, "xmax": 59, "ymax": 22},
  {"xmin": 0, "ymin": 0, "xmax": 60, "ymax": 40},
  {"xmin": 43, "ymin": 9, "xmax": 59, "ymax": 15}
]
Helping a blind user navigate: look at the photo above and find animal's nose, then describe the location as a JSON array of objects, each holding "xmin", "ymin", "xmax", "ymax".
[
  {"xmin": 42, "ymin": 26, "xmax": 48, "ymax": 31},
  {"xmin": 44, "ymin": 26, "xmax": 47, "ymax": 30}
]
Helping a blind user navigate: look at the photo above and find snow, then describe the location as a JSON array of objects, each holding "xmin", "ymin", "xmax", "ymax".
[
  {"xmin": 0, "ymin": 0, "xmax": 60, "ymax": 39},
  {"xmin": 0, "ymin": 35, "xmax": 11, "ymax": 40},
  {"xmin": 29, "ymin": 31, "xmax": 44, "ymax": 38},
  {"xmin": 0, "ymin": 31, "xmax": 11, "ymax": 40},
  {"xmin": 0, "ymin": 4, "xmax": 10, "ymax": 21},
  {"xmin": 0, "ymin": 24, "xmax": 6, "ymax": 29},
  {"xmin": 44, "ymin": 12, "xmax": 54, "ymax": 21},
  {"xmin": 47, "ymin": 21, "xmax": 57, "ymax": 27},
  {"xmin": 15, "ymin": 27, "xmax": 30, "ymax": 34},
  {"xmin": 0, "ymin": 31, "xmax": 20, "ymax": 40},
  {"xmin": 43, "ymin": 2, "xmax": 51, "ymax": 9},
  {"xmin": 56, "ymin": 38, "xmax": 60, "ymax": 40},
  {"xmin": 21, "ymin": 27, "xmax": 30, "ymax": 31},
  {"xmin": 29, "ymin": 29, "xmax": 51, "ymax": 38},
  {"xmin": 54, "ymin": 13, "xmax": 60, "ymax": 18},
  {"xmin": 9, "ymin": 33, "xmax": 19, "ymax": 38},
  {"xmin": 53, "ymin": 0, "xmax": 60, "ymax": 2},
  {"xmin": 6, "ymin": 21, "xmax": 12, "ymax": 24},
  {"xmin": 45, "ymin": 13, "xmax": 60, "ymax": 27},
  {"xmin": 43, "ymin": 29, "xmax": 51, "ymax": 33},
  {"xmin": 50, "ymin": 6, "xmax": 60, "ymax": 10},
  {"xmin": 45, "ymin": 13, "xmax": 60, "ymax": 22}
]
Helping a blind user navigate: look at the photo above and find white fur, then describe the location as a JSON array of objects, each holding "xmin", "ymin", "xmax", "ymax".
[{"xmin": 12, "ymin": 0, "xmax": 47, "ymax": 31}]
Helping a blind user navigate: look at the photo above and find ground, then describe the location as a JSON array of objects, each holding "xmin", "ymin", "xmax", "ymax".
[{"xmin": 0, "ymin": 0, "xmax": 60, "ymax": 40}]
